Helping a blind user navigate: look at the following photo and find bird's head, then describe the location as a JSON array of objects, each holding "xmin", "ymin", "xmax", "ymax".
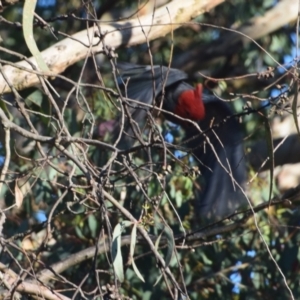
[{"xmin": 175, "ymin": 84, "xmax": 205, "ymax": 122}]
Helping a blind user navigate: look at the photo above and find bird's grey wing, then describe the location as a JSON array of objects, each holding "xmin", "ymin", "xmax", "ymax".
[{"xmin": 185, "ymin": 98, "xmax": 247, "ymax": 222}]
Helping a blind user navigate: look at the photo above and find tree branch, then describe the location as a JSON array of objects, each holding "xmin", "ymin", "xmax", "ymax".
[
  {"xmin": 0, "ymin": 0, "xmax": 224, "ymax": 94},
  {"xmin": 248, "ymin": 134, "xmax": 300, "ymax": 171},
  {"xmin": 174, "ymin": 0, "xmax": 299, "ymax": 72}
]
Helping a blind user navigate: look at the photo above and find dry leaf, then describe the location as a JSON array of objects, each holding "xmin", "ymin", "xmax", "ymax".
[{"xmin": 15, "ymin": 181, "xmax": 24, "ymax": 208}]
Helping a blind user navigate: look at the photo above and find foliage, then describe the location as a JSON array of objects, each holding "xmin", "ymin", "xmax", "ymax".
[{"xmin": 0, "ymin": 0, "xmax": 299, "ymax": 299}]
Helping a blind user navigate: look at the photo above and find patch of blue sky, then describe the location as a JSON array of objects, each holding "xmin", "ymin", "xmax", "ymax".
[
  {"xmin": 211, "ymin": 30, "xmax": 220, "ymax": 40},
  {"xmin": 259, "ymin": 83, "xmax": 288, "ymax": 111},
  {"xmin": 265, "ymin": 277, "xmax": 269, "ymax": 286},
  {"xmin": 278, "ymin": 37, "xmax": 299, "ymax": 73},
  {"xmin": 34, "ymin": 210, "xmax": 47, "ymax": 223},
  {"xmin": 38, "ymin": 0, "xmax": 56, "ymax": 7},
  {"xmin": 230, "ymin": 261, "xmax": 242, "ymax": 294},
  {"xmin": 270, "ymin": 84, "xmax": 288, "ymax": 98},
  {"xmin": 290, "ymin": 32, "xmax": 297, "ymax": 45},
  {"xmin": 247, "ymin": 250, "xmax": 256, "ymax": 257},
  {"xmin": 0, "ymin": 143, "xmax": 4, "ymax": 165},
  {"xmin": 164, "ymin": 132, "xmax": 174, "ymax": 143},
  {"xmin": 174, "ymin": 150, "xmax": 186, "ymax": 159}
]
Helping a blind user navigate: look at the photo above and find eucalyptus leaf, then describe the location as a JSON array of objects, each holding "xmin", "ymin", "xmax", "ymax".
[
  {"xmin": 130, "ymin": 223, "xmax": 145, "ymax": 282},
  {"xmin": 23, "ymin": 0, "xmax": 50, "ymax": 72},
  {"xmin": 88, "ymin": 214, "xmax": 97, "ymax": 238},
  {"xmin": 111, "ymin": 223, "xmax": 124, "ymax": 282}
]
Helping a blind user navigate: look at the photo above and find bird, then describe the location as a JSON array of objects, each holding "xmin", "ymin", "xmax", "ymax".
[
  {"xmin": 116, "ymin": 62, "xmax": 248, "ymax": 221},
  {"xmin": 184, "ymin": 95, "xmax": 247, "ymax": 221},
  {"xmin": 116, "ymin": 62, "xmax": 205, "ymax": 146}
]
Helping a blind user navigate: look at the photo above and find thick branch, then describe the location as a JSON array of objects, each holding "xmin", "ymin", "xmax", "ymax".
[
  {"xmin": 248, "ymin": 134, "xmax": 300, "ymax": 171},
  {"xmin": 174, "ymin": 0, "xmax": 299, "ymax": 71},
  {"xmin": 0, "ymin": 262, "xmax": 70, "ymax": 300},
  {"xmin": 0, "ymin": 0, "xmax": 224, "ymax": 94}
]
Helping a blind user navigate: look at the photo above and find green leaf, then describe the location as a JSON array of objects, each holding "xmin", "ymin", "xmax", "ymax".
[
  {"xmin": 75, "ymin": 226, "xmax": 85, "ymax": 240},
  {"xmin": 0, "ymin": 99, "xmax": 13, "ymax": 121},
  {"xmin": 88, "ymin": 214, "xmax": 97, "ymax": 238},
  {"xmin": 175, "ymin": 190, "xmax": 182, "ymax": 207},
  {"xmin": 154, "ymin": 226, "xmax": 164, "ymax": 250},
  {"xmin": 122, "ymin": 220, "xmax": 133, "ymax": 228},
  {"xmin": 23, "ymin": 0, "xmax": 50, "ymax": 72},
  {"xmin": 163, "ymin": 225, "xmax": 175, "ymax": 269},
  {"xmin": 24, "ymin": 90, "xmax": 43, "ymax": 108},
  {"xmin": 264, "ymin": 117, "xmax": 274, "ymax": 206},
  {"xmin": 111, "ymin": 222, "xmax": 125, "ymax": 282},
  {"xmin": 130, "ymin": 223, "xmax": 145, "ymax": 282},
  {"xmin": 154, "ymin": 223, "xmax": 175, "ymax": 268},
  {"xmin": 153, "ymin": 273, "xmax": 163, "ymax": 287}
]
